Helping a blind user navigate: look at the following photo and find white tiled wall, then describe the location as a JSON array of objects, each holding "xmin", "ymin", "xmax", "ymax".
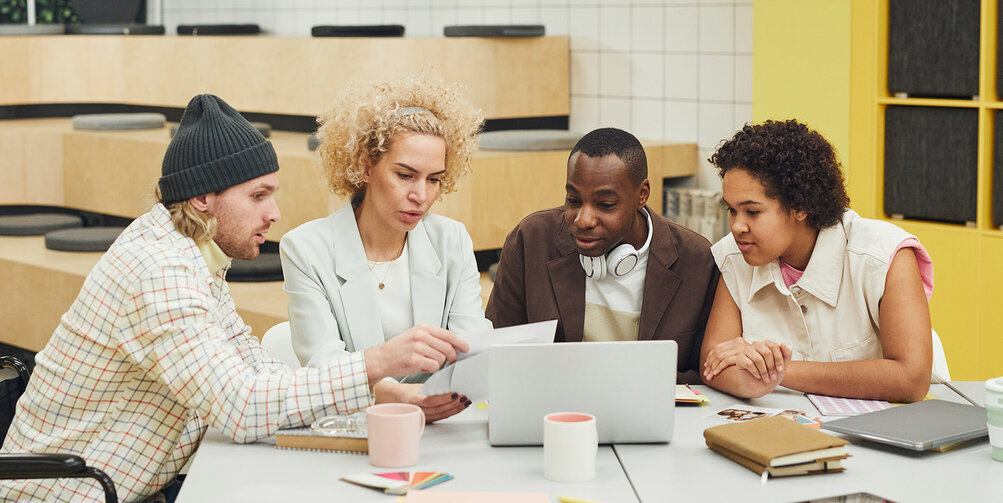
[{"xmin": 161, "ymin": 0, "xmax": 752, "ymax": 191}]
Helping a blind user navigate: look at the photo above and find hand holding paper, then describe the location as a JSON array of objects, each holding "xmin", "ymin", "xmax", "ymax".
[{"xmin": 419, "ymin": 320, "xmax": 557, "ymax": 399}]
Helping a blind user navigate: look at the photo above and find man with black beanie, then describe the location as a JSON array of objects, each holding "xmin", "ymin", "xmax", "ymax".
[{"xmin": 1, "ymin": 95, "xmax": 468, "ymax": 503}]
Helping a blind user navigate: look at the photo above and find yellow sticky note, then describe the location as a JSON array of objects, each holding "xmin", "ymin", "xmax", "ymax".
[{"xmin": 557, "ymin": 496, "xmax": 603, "ymax": 503}]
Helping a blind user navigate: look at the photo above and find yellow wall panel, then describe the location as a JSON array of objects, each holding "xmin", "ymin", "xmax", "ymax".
[
  {"xmin": 979, "ymin": 235, "xmax": 1003, "ymax": 378},
  {"xmin": 847, "ymin": 0, "xmax": 882, "ymax": 218},
  {"xmin": 753, "ymin": 1, "xmax": 852, "ymax": 167}
]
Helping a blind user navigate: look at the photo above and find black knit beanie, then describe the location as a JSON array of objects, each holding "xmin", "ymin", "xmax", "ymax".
[{"xmin": 158, "ymin": 94, "xmax": 279, "ymax": 204}]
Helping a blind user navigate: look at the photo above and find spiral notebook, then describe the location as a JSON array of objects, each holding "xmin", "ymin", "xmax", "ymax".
[{"xmin": 274, "ymin": 427, "xmax": 368, "ymax": 453}]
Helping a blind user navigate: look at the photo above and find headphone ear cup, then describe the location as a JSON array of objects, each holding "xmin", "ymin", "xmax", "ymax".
[
  {"xmin": 579, "ymin": 254, "xmax": 607, "ymax": 281},
  {"xmin": 606, "ymin": 243, "xmax": 639, "ymax": 277}
]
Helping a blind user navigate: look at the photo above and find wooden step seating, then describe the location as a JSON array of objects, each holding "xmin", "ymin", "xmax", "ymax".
[
  {"xmin": 0, "ymin": 118, "xmax": 697, "ymax": 250},
  {"xmin": 0, "ymin": 118, "xmax": 695, "ymax": 352},
  {"xmin": 0, "ymin": 235, "xmax": 286, "ymax": 352}
]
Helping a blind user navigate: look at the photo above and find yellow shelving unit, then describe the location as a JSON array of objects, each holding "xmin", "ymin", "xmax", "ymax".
[{"xmin": 757, "ymin": 0, "xmax": 1002, "ymax": 380}]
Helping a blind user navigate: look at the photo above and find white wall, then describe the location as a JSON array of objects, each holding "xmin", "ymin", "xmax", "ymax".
[{"xmin": 161, "ymin": 0, "xmax": 751, "ymax": 190}]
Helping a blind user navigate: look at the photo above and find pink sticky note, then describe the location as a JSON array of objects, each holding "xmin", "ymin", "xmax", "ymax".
[{"xmin": 404, "ymin": 491, "xmax": 549, "ymax": 503}]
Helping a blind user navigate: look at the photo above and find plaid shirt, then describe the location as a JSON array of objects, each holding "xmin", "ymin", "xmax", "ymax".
[{"xmin": 1, "ymin": 205, "xmax": 373, "ymax": 502}]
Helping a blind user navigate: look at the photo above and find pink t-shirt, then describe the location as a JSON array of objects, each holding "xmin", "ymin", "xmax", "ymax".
[{"xmin": 779, "ymin": 237, "xmax": 933, "ymax": 301}]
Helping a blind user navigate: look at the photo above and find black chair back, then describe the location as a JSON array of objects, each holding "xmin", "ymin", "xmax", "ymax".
[{"xmin": 0, "ymin": 356, "xmax": 28, "ymax": 445}]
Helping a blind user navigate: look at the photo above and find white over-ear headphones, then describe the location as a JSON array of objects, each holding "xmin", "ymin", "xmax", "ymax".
[{"xmin": 579, "ymin": 209, "xmax": 653, "ymax": 281}]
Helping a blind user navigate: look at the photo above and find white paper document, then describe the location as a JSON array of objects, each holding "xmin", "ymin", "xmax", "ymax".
[{"xmin": 419, "ymin": 320, "xmax": 557, "ymax": 399}]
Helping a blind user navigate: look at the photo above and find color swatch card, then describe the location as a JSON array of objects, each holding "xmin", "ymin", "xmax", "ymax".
[
  {"xmin": 807, "ymin": 394, "xmax": 893, "ymax": 416},
  {"xmin": 341, "ymin": 471, "xmax": 452, "ymax": 495}
]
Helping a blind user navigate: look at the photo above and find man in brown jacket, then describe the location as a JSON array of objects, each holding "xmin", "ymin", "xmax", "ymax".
[{"xmin": 485, "ymin": 128, "xmax": 718, "ymax": 384}]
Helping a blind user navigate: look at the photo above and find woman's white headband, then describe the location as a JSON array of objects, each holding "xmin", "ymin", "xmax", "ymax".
[{"xmin": 394, "ymin": 106, "xmax": 430, "ymax": 117}]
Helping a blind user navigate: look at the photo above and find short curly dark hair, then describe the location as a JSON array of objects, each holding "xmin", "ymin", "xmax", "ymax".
[{"xmin": 709, "ymin": 119, "xmax": 849, "ymax": 230}]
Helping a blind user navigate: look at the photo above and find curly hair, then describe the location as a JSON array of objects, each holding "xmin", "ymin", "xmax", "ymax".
[
  {"xmin": 709, "ymin": 119, "xmax": 850, "ymax": 230},
  {"xmin": 316, "ymin": 75, "xmax": 484, "ymax": 201}
]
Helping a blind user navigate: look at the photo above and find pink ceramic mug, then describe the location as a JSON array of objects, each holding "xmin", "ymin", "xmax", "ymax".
[{"xmin": 366, "ymin": 403, "xmax": 426, "ymax": 467}]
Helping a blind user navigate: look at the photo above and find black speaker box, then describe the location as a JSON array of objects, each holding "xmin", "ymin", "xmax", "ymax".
[
  {"xmin": 884, "ymin": 106, "xmax": 977, "ymax": 224},
  {"xmin": 888, "ymin": 0, "xmax": 980, "ymax": 98},
  {"xmin": 993, "ymin": 111, "xmax": 1003, "ymax": 228}
]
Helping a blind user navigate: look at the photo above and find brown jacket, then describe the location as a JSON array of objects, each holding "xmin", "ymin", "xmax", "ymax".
[{"xmin": 485, "ymin": 206, "xmax": 718, "ymax": 384}]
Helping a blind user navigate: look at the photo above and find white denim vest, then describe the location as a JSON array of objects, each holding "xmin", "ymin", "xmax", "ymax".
[{"xmin": 711, "ymin": 209, "xmax": 929, "ymax": 363}]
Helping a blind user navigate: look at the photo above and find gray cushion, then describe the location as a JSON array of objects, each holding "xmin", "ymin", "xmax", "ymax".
[
  {"xmin": 177, "ymin": 24, "xmax": 261, "ymax": 36},
  {"xmin": 0, "ymin": 214, "xmax": 82, "ymax": 236},
  {"xmin": 478, "ymin": 130, "xmax": 580, "ymax": 151},
  {"xmin": 45, "ymin": 227, "xmax": 126, "ymax": 252},
  {"xmin": 65, "ymin": 24, "xmax": 165, "ymax": 35},
  {"xmin": 307, "ymin": 133, "xmax": 320, "ymax": 151},
  {"xmin": 228, "ymin": 252, "xmax": 282, "ymax": 282},
  {"xmin": 444, "ymin": 25, "xmax": 545, "ymax": 37},
  {"xmin": 73, "ymin": 113, "xmax": 166, "ymax": 131},
  {"xmin": 311, "ymin": 25, "xmax": 404, "ymax": 37},
  {"xmin": 0, "ymin": 24, "xmax": 66, "ymax": 36},
  {"xmin": 171, "ymin": 121, "xmax": 271, "ymax": 138}
]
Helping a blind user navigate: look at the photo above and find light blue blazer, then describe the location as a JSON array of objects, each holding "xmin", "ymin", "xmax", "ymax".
[{"xmin": 279, "ymin": 204, "xmax": 492, "ymax": 368}]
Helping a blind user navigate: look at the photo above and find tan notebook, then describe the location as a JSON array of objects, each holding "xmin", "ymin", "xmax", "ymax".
[
  {"xmin": 704, "ymin": 416, "xmax": 848, "ymax": 476},
  {"xmin": 707, "ymin": 439, "xmax": 845, "ymax": 477},
  {"xmin": 274, "ymin": 427, "xmax": 368, "ymax": 453}
]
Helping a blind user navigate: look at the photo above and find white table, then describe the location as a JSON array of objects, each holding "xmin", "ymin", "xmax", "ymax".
[
  {"xmin": 177, "ymin": 383, "xmax": 1001, "ymax": 502},
  {"xmin": 615, "ymin": 383, "xmax": 1002, "ymax": 502},
  {"xmin": 175, "ymin": 407, "xmax": 640, "ymax": 502}
]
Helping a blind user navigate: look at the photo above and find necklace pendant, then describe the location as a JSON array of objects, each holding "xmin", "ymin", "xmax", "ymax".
[{"xmin": 378, "ymin": 283, "xmax": 385, "ymax": 290}]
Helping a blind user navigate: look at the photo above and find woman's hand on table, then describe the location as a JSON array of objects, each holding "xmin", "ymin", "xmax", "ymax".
[
  {"xmin": 703, "ymin": 337, "xmax": 791, "ymax": 383},
  {"xmin": 374, "ymin": 380, "xmax": 471, "ymax": 423}
]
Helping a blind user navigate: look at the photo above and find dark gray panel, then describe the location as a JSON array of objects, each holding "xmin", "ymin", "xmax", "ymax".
[
  {"xmin": 884, "ymin": 106, "xmax": 977, "ymax": 224},
  {"xmin": 994, "ymin": 111, "xmax": 1003, "ymax": 228},
  {"xmin": 888, "ymin": 0, "xmax": 980, "ymax": 98}
]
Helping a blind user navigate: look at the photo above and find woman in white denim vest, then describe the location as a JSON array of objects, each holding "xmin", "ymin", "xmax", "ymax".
[{"xmin": 700, "ymin": 120, "xmax": 934, "ymax": 402}]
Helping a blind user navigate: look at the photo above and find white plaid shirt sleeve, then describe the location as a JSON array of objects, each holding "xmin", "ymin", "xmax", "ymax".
[{"xmin": 122, "ymin": 259, "xmax": 372, "ymax": 443}]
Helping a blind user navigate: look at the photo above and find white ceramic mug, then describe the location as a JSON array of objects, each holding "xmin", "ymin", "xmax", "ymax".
[
  {"xmin": 366, "ymin": 403, "xmax": 426, "ymax": 468},
  {"xmin": 543, "ymin": 412, "xmax": 598, "ymax": 482}
]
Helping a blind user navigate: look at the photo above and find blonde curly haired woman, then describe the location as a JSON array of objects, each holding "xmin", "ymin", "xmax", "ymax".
[{"xmin": 279, "ymin": 76, "xmax": 491, "ymax": 422}]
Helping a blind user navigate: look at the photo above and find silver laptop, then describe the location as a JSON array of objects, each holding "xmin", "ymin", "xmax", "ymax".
[
  {"xmin": 821, "ymin": 399, "xmax": 988, "ymax": 451},
  {"xmin": 488, "ymin": 340, "xmax": 676, "ymax": 446}
]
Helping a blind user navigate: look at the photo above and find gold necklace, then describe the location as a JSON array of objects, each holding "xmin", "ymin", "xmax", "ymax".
[
  {"xmin": 366, "ymin": 239, "xmax": 406, "ymax": 290},
  {"xmin": 367, "ymin": 260, "xmax": 392, "ymax": 290}
]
